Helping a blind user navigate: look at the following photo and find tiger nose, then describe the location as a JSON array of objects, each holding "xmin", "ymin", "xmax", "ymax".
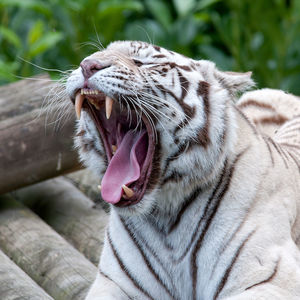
[{"xmin": 80, "ymin": 59, "xmax": 107, "ymax": 79}]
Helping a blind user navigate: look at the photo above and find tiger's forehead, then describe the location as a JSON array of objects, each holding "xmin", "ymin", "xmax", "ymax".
[
  {"xmin": 87, "ymin": 40, "xmax": 193, "ymax": 65},
  {"xmin": 107, "ymin": 40, "xmax": 168, "ymax": 56}
]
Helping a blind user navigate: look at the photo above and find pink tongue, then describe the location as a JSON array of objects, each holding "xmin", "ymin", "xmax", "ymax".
[{"xmin": 101, "ymin": 130, "xmax": 147, "ymax": 204}]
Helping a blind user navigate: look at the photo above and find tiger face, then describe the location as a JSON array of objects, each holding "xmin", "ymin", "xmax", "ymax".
[{"xmin": 66, "ymin": 41, "xmax": 253, "ymax": 215}]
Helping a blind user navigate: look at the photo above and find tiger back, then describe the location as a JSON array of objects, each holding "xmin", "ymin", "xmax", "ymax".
[{"xmin": 65, "ymin": 41, "xmax": 300, "ymax": 300}]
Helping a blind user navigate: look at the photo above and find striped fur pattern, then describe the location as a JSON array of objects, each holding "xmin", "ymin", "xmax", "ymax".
[{"xmin": 66, "ymin": 41, "xmax": 300, "ymax": 299}]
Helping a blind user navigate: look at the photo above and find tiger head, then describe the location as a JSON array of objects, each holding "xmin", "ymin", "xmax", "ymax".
[{"xmin": 66, "ymin": 41, "xmax": 253, "ymax": 216}]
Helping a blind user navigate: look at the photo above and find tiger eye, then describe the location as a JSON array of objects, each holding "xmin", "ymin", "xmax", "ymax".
[{"xmin": 133, "ymin": 59, "xmax": 143, "ymax": 67}]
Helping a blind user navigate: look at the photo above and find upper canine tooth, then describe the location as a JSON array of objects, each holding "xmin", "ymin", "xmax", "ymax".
[
  {"xmin": 105, "ymin": 96, "xmax": 113, "ymax": 119},
  {"xmin": 122, "ymin": 185, "xmax": 134, "ymax": 198},
  {"xmin": 75, "ymin": 92, "xmax": 85, "ymax": 119}
]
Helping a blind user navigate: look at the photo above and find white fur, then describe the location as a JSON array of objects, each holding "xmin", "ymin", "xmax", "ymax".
[{"xmin": 66, "ymin": 41, "xmax": 300, "ymax": 299}]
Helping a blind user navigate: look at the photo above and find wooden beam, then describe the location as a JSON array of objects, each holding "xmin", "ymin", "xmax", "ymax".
[
  {"xmin": 0, "ymin": 250, "xmax": 54, "ymax": 300},
  {"xmin": 0, "ymin": 194, "xmax": 97, "ymax": 300},
  {"xmin": 0, "ymin": 74, "xmax": 82, "ymax": 194},
  {"xmin": 15, "ymin": 177, "xmax": 108, "ymax": 265}
]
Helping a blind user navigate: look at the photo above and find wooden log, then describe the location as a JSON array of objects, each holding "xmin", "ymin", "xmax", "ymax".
[
  {"xmin": 0, "ymin": 74, "xmax": 81, "ymax": 194},
  {"xmin": 0, "ymin": 194, "xmax": 97, "ymax": 300},
  {"xmin": 66, "ymin": 169, "xmax": 110, "ymax": 212},
  {"xmin": 15, "ymin": 177, "xmax": 108, "ymax": 265},
  {"xmin": 0, "ymin": 250, "xmax": 54, "ymax": 300}
]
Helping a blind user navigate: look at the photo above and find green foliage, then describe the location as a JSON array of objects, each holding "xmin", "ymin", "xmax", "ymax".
[
  {"xmin": 0, "ymin": 0, "xmax": 299, "ymax": 94},
  {"xmin": 211, "ymin": 0, "xmax": 300, "ymax": 93}
]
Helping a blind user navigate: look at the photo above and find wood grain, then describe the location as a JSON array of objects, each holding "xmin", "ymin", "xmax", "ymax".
[
  {"xmin": 15, "ymin": 177, "xmax": 108, "ymax": 265},
  {"xmin": 0, "ymin": 194, "xmax": 97, "ymax": 300},
  {"xmin": 0, "ymin": 74, "xmax": 82, "ymax": 194}
]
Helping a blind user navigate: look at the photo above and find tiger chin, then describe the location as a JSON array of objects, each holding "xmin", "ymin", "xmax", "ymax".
[{"xmin": 66, "ymin": 41, "xmax": 300, "ymax": 300}]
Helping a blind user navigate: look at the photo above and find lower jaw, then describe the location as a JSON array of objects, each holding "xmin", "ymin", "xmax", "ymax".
[
  {"xmin": 114, "ymin": 198, "xmax": 140, "ymax": 207},
  {"xmin": 111, "ymin": 158, "xmax": 153, "ymax": 208}
]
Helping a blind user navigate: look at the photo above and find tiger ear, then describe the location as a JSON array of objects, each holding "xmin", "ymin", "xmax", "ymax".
[
  {"xmin": 214, "ymin": 69, "xmax": 255, "ymax": 94},
  {"xmin": 197, "ymin": 60, "xmax": 254, "ymax": 94}
]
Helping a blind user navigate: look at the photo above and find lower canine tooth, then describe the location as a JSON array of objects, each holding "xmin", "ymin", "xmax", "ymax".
[
  {"xmin": 75, "ymin": 92, "xmax": 85, "ymax": 119},
  {"xmin": 105, "ymin": 96, "xmax": 113, "ymax": 119},
  {"xmin": 98, "ymin": 185, "xmax": 101, "ymax": 191},
  {"xmin": 122, "ymin": 185, "xmax": 134, "ymax": 198},
  {"xmin": 112, "ymin": 145, "xmax": 117, "ymax": 154}
]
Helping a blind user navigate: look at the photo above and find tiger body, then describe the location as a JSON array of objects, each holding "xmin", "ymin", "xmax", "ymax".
[{"xmin": 66, "ymin": 41, "xmax": 300, "ymax": 299}]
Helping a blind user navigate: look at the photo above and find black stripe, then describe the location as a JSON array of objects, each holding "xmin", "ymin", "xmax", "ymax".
[
  {"xmin": 209, "ymin": 213, "xmax": 251, "ymax": 281},
  {"xmin": 263, "ymin": 137, "xmax": 275, "ymax": 166},
  {"xmin": 173, "ymin": 160, "xmax": 229, "ymax": 263},
  {"xmin": 238, "ymin": 99, "xmax": 276, "ymax": 111},
  {"xmin": 168, "ymin": 186, "xmax": 203, "ymax": 233},
  {"xmin": 245, "ymin": 257, "xmax": 280, "ymax": 291},
  {"xmin": 99, "ymin": 269, "xmax": 133, "ymax": 299},
  {"xmin": 197, "ymin": 81, "xmax": 211, "ymax": 148},
  {"xmin": 279, "ymin": 147, "xmax": 291, "ymax": 166},
  {"xmin": 161, "ymin": 170, "xmax": 184, "ymax": 186},
  {"xmin": 234, "ymin": 106, "xmax": 258, "ymax": 135},
  {"xmin": 213, "ymin": 230, "xmax": 256, "ymax": 299},
  {"xmin": 254, "ymin": 114, "xmax": 288, "ymax": 126},
  {"xmin": 278, "ymin": 126, "xmax": 300, "ymax": 136},
  {"xmin": 153, "ymin": 79, "xmax": 195, "ymax": 118},
  {"xmin": 280, "ymin": 142, "xmax": 300, "ymax": 150},
  {"xmin": 268, "ymin": 138, "xmax": 289, "ymax": 168},
  {"xmin": 276, "ymin": 133, "xmax": 298, "ymax": 140},
  {"xmin": 286, "ymin": 150, "xmax": 300, "ymax": 172},
  {"xmin": 295, "ymin": 234, "xmax": 300, "ymax": 245},
  {"xmin": 120, "ymin": 218, "xmax": 176, "ymax": 299},
  {"xmin": 174, "ymin": 117, "xmax": 190, "ymax": 135},
  {"xmin": 191, "ymin": 149, "xmax": 249, "ymax": 300},
  {"xmin": 178, "ymin": 70, "xmax": 189, "ymax": 100},
  {"xmin": 162, "ymin": 143, "xmax": 188, "ymax": 177},
  {"xmin": 125, "ymin": 220, "xmax": 175, "ymax": 285},
  {"xmin": 107, "ymin": 230, "xmax": 154, "ymax": 300},
  {"xmin": 153, "ymin": 54, "xmax": 166, "ymax": 59}
]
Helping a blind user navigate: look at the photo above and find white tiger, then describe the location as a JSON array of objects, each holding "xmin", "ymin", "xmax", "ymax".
[{"xmin": 66, "ymin": 41, "xmax": 300, "ymax": 300}]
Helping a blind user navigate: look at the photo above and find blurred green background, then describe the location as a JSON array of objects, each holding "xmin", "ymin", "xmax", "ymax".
[{"xmin": 0, "ymin": 0, "xmax": 299, "ymax": 94}]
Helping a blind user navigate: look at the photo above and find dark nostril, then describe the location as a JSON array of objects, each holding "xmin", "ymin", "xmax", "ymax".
[{"xmin": 80, "ymin": 59, "xmax": 108, "ymax": 79}]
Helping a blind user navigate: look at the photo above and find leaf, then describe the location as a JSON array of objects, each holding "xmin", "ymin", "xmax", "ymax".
[
  {"xmin": 98, "ymin": 0, "xmax": 144, "ymax": 14},
  {"xmin": 0, "ymin": 26, "xmax": 22, "ymax": 49},
  {"xmin": 194, "ymin": 12, "xmax": 211, "ymax": 23},
  {"xmin": 0, "ymin": 60, "xmax": 20, "ymax": 82},
  {"xmin": 0, "ymin": 0, "xmax": 52, "ymax": 17},
  {"xmin": 27, "ymin": 20, "xmax": 44, "ymax": 45},
  {"xmin": 125, "ymin": 20, "xmax": 165, "ymax": 44},
  {"xmin": 280, "ymin": 73, "xmax": 300, "ymax": 94},
  {"xmin": 145, "ymin": 0, "xmax": 172, "ymax": 29},
  {"xmin": 196, "ymin": 0, "xmax": 221, "ymax": 11},
  {"xmin": 250, "ymin": 32, "xmax": 264, "ymax": 51},
  {"xmin": 27, "ymin": 32, "xmax": 63, "ymax": 58},
  {"xmin": 199, "ymin": 44, "xmax": 234, "ymax": 70},
  {"xmin": 172, "ymin": 17, "xmax": 198, "ymax": 45},
  {"xmin": 173, "ymin": 0, "xmax": 196, "ymax": 16}
]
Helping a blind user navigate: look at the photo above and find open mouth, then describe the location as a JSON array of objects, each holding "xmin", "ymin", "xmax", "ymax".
[{"xmin": 74, "ymin": 88, "xmax": 155, "ymax": 207}]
